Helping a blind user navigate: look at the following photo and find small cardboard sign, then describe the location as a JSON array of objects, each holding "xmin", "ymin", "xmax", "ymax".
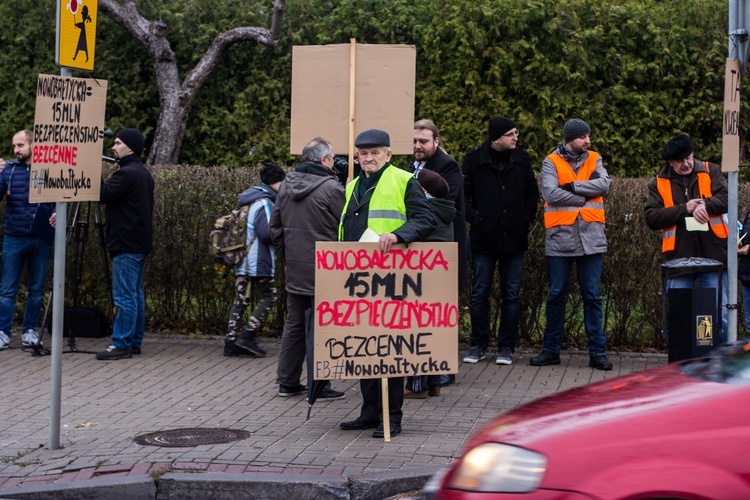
[
  {"xmin": 722, "ymin": 57, "xmax": 741, "ymax": 172},
  {"xmin": 290, "ymin": 43, "xmax": 416, "ymax": 155},
  {"xmin": 313, "ymin": 242, "xmax": 458, "ymax": 381},
  {"xmin": 30, "ymin": 74, "xmax": 107, "ymax": 202}
]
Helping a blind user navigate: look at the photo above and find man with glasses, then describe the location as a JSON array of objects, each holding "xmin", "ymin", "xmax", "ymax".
[
  {"xmin": 644, "ymin": 134, "xmax": 728, "ymax": 341},
  {"xmin": 270, "ymin": 137, "xmax": 346, "ymax": 399},
  {"xmin": 462, "ymin": 116, "xmax": 539, "ymax": 365},
  {"xmin": 530, "ymin": 118, "xmax": 612, "ymax": 370}
]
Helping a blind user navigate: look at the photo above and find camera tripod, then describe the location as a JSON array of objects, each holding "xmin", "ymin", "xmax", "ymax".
[{"xmin": 33, "ymin": 201, "xmax": 115, "ymax": 356}]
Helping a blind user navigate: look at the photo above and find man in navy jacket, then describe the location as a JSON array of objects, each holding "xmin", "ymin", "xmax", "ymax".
[{"xmin": 0, "ymin": 130, "xmax": 55, "ymax": 350}]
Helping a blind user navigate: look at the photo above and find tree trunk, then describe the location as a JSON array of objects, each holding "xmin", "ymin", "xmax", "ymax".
[{"xmin": 98, "ymin": 0, "xmax": 286, "ymax": 165}]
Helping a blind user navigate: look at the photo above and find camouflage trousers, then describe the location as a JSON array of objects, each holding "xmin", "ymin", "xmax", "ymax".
[{"xmin": 226, "ymin": 276, "xmax": 278, "ymax": 338}]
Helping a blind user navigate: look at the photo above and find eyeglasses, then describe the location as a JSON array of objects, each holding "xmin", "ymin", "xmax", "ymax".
[{"xmin": 503, "ymin": 130, "xmax": 519, "ymax": 138}]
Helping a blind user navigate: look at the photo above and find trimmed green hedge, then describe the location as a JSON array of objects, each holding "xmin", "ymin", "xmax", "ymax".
[{"xmin": 34, "ymin": 164, "xmax": 748, "ymax": 351}]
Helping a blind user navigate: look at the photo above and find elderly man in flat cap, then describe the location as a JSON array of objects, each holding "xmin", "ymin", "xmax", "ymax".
[
  {"xmin": 338, "ymin": 128, "xmax": 436, "ymax": 438},
  {"xmin": 531, "ymin": 118, "xmax": 613, "ymax": 371},
  {"xmin": 644, "ymin": 134, "xmax": 728, "ymax": 341}
]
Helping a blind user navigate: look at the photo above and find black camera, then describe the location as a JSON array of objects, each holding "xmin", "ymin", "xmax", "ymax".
[{"xmin": 332, "ymin": 155, "xmax": 349, "ymax": 184}]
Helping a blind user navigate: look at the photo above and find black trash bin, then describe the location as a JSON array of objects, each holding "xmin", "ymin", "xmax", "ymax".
[{"xmin": 661, "ymin": 257, "xmax": 723, "ymax": 363}]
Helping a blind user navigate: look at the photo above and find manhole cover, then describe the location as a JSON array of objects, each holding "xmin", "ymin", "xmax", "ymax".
[{"xmin": 134, "ymin": 428, "xmax": 250, "ymax": 447}]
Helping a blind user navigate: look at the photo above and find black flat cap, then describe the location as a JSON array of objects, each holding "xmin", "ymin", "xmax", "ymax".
[
  {"xmin": 355, "ymin": 129, "xmax": 390, "ymax": 148},
  {"xmin": 662, "ymin": 134, "xmax": 693, "ymax": 161}
]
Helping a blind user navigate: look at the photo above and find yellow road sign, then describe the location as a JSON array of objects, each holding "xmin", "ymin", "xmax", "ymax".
[{"xmin": 56, "ymin": 0, "xmax": 99, "ymax": 71}]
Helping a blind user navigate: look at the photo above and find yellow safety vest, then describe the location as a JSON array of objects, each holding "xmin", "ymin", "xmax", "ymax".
[
  {"xmin": 656, "ymin": 163, "xmax": 728, "ymax": 252},
  {"xmin": 339, "ymin": 164, "xmax": 411, "ymax": 240},
  {"xmin": 543, "ymin": 152, "xmax": 605, "ymax": 228}
]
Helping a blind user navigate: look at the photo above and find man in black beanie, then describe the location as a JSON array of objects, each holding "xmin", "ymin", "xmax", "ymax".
[
  {"xmin": 461, "ymin": 116, "xmax": 539, "ymax": 366},
  {"xmin": 644, "ymin": 134, "xmax": 728, "ymax": 341},
  {"xmin": 531, "ymin": 118, "xmax": 613, "ymax": 370},
  {"xmin": 96, "ymin": 128, "xmax": 155, "ymax": 360}
]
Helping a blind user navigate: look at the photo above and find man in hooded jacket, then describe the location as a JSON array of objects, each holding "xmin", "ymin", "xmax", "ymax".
[{"xmin": 270, "ymin": 137, "xmax": 346, "ymax": 400}]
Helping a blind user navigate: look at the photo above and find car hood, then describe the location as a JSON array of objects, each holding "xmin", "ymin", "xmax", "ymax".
[{"xmin": 471, "ymin": 362, "xmax": 737, "ymax": 448}]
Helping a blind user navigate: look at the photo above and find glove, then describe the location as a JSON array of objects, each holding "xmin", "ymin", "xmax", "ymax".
[
  {"xmin": 589, "ymin": 171, "xmax": 600, "ymax": 180},
  {"xmin": 559, "ymin": 182, "xmax": 574, "ymax": 192}
]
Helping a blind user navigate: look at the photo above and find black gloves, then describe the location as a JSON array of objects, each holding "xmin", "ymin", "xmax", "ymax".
[{"xmin": 559, "ymin": 182, "xmax": 574, "ymax": 192}]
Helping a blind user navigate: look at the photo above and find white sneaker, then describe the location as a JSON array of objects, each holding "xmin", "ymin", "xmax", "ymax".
[
  {"xmin": 0, "ymin": 330, "xmax": 9, "ymax": 349},
  {"xmin": 22, "ymin": 328, "xmax": 41, "ymax": 347}
]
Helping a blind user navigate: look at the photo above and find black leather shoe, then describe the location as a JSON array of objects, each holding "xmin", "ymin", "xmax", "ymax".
[
  {"xmin": 339, "ymin": 416, "xmax": 379, "ymax": 430},
  {"xmin": 529, "ymin": 351, "xmax": 561, "ymax": 366},
  {"xmin": 589, "ymin": 355, "xmax": 613, "ymax": 371},
  {"xmin": 372, "ymin": 423, "xmax": 402, "ymax": 438}
]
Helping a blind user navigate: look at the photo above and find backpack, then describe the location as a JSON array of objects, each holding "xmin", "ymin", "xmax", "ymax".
[{"xmin": 209, "ymin": 204, "xmax": 254, "ymax": 266}]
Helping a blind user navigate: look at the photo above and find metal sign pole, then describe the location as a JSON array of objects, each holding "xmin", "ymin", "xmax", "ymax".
[
  {"xmin": 727, "ymin": 0, "xmax": 746, "ymax": 343},
  {"xmin": 48, "ymin": 48, "xmax": 71, "ymax": 450}
]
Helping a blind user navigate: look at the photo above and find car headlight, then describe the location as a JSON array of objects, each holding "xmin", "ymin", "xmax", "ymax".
[{"xmin": 447, "ymin": 443, "xmax": 547, "ymax": 493}]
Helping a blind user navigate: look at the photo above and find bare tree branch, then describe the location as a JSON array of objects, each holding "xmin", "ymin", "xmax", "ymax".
[{"xmin": 97, "ymin": 0, "xmax": 287, "ymax": 165}]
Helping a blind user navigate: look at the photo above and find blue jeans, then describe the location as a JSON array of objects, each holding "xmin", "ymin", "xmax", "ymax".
[
  {"xmin": 543, "ymin": 254, "xmax": 607, "ymax": 357},
  {"xmin": 111, "ymin": 253, "xmax": 147, "ymax": 350},
  {"xmin": 668, "ymin": 271, "xmax": 728, "ymax": 343},
  {"xmin": 0, "ymin": 235, "xmax": 52, "ymax": 332},
  {"xmin": 469, "ymin": 252, "xmax": 524, "ymax": 351}
]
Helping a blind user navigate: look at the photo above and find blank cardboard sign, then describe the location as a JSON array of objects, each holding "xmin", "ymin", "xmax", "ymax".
[{"xmin": 290, "ymin": 43, "xmax": 416, "ymax": 155}]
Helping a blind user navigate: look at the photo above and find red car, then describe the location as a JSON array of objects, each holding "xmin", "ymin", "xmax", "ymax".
[{"xmin": 425, "ymin": 341, "xmax": 750, "ymax": 499}]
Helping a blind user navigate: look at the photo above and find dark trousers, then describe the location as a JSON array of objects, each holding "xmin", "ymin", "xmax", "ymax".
[
  {"xmin": 359, "ymin": 377, "xmax": 404, "ymax": 425},
  {"xmin": 275, "ymin": 292, "xmax": 332, "ymax": 391},
  {"xmin": 469, "ymin": 252, "xmax": 524, "ymax": 351}
]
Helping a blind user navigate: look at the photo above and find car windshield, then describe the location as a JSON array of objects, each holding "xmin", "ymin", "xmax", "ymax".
[{"xmin": 680, "ymin": 340, "xmax": 750, "ymax": 384}]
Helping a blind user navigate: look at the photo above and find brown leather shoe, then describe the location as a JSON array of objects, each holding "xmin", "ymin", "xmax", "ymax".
[
  {"xmin": 404, "ymin": 389, "xmax": 428, "ymax": 399},
  {"xmin": 428, "ymin": 386, "xmax": 441, "ymax": 397}
]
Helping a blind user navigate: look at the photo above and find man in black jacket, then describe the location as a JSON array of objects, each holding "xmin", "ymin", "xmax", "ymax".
[
  {"xmin": 409, "ymin": 119, "xmax": 468, "ymax": 290},
  {"xmin": 462, "ymin": 116, "xmax": 539, "ymax": 366},
  {"xmin": 96, "ymin": 128, "xmax": 154, "ymax": 360},
  {"xmin": 338, "ymin": 129, "xmax": 436, "ymax": 438}
]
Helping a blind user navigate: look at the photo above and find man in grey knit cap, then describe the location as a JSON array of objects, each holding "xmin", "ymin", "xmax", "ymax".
[{"xmin": 530, "ymin": 118, "xmax": 613, "ymax": 371}]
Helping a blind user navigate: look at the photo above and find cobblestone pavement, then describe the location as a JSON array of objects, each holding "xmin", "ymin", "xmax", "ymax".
[{"xmin": 0, "ymin": 334, "xmax": 666, "ymax": 497}]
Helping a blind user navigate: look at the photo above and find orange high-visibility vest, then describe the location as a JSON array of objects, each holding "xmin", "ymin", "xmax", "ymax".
[
  {"xmin": 543, "ymin": 152, "xmax": 605, "ymax": 228},
  {"xmin": 656, "ymin": 162, "xmax": 728, "ymax": 252}
]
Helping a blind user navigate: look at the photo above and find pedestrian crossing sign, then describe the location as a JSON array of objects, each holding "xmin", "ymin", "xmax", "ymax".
[{"xmin": 56, "ymin": 0, "xmax": 99, "ymax": 71}]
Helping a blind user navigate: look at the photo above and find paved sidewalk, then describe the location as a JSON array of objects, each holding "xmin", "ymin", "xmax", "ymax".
[{"xmin": 0, "ymin": 335, "xmax": 666, "ymax": 499}]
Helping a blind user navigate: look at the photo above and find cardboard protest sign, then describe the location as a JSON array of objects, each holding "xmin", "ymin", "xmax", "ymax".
[
  {"xmin": 290, "ymin": 43, "xmax": 416, "ymax": 155},
  {"xmin": 313, "ymin": 242, "xmax": 458, "ymax": 381},
  {"xmin": 30, "ymin": 74, "xmax": 107, "ymax": 202},
  {"xmin": 723, "ymin": 57, "xmax": 741, "ymax": 173}
]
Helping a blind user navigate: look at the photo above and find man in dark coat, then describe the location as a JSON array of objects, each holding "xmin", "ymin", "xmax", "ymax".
[
  {"xmin": 97, "ymin": 128, "xmax": 154, "ymax": 360},
  {"xmin": 338, "ymin": 129, "xmax": 436, "ymax": 438},
  {"xmin": 644, "ymin": 134, "xmax": 728, "ymax": 341},
  {"xmin": 409, "ymin": 119, "xmax": 468, "ymax": 290},
  {"xmin": 462, "ymin": 116, "xmax": 539, "ymax": 366},
  {"xmin": 270, "ymin": 137, "xmax": 346, "ymax": 399}
]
